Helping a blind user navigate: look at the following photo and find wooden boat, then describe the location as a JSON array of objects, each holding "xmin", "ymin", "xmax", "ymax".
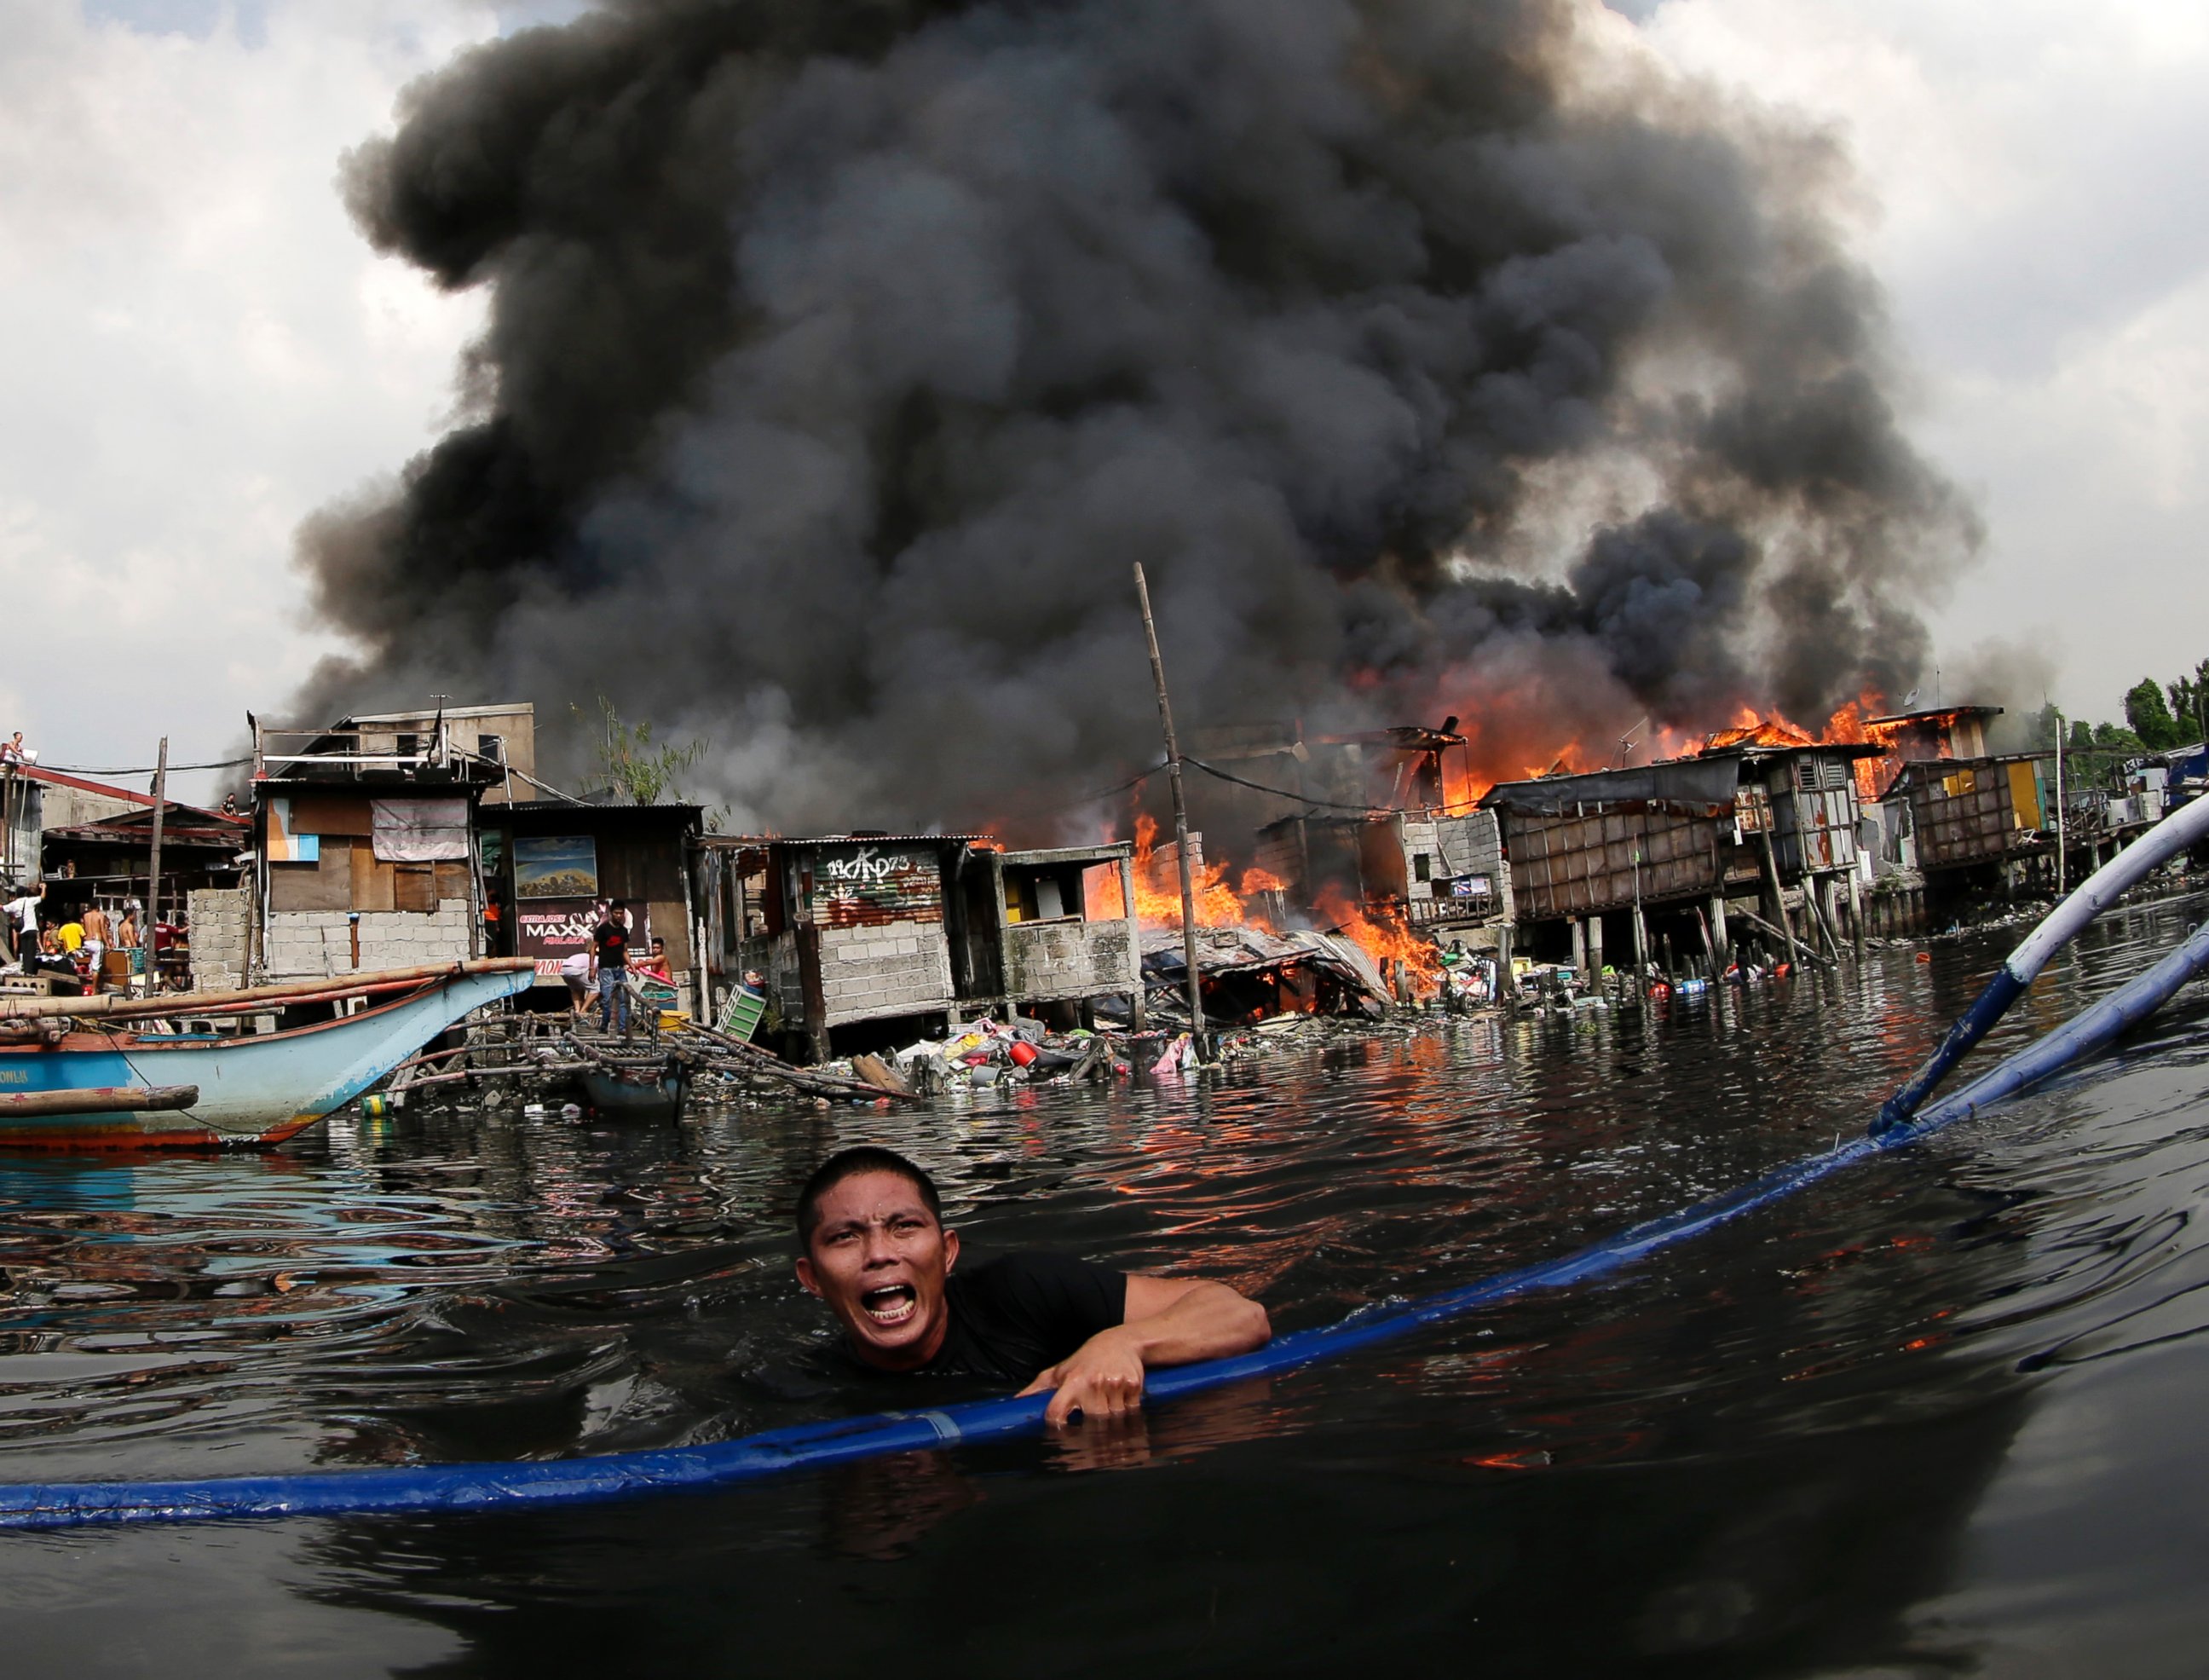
[
  {"xmin": 0, "ymin": 958, "xmax": 536, "ymax": 1150},
  {"xmin": 578, "ymin": 1054, "xmax": 689, "ymax": 1122}
]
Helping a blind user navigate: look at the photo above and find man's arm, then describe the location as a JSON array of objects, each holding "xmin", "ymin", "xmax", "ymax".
[{"xmin": 1017, "ymin": 1274, "xmax": 1270, "ymax": 1428}]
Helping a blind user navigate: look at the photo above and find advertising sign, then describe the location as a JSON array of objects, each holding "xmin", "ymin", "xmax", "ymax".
[{"xmin": 517, "ymin": 896, "xmax": 598, "ymax": 979}]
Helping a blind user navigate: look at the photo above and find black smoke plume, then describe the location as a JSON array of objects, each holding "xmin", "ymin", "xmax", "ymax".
[{"xmin": 302, "ymin": 0, "xmax": 1977, "ymax": 829}]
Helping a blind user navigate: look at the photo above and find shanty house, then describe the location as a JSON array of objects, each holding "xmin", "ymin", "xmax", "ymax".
[
  {"xmin": 1253, "ymin": 810, "xmax": 1514, "ymax": 938},
  {"xmin": 963, "ymin": 842, "xmax": 1143, "ymax": 1021},
  {"xmin": 1856, "ymin": 706, "xmax": 2003, "ymax": 800},
  {"xmin": 1895, "ymin": 755, "xmax": 2055, "ymax": 874},
  {"xmin": 1483, "ymin": 742, "xmax": 1882, "ymax": 967},
  {"xmin": 336, "ymin": 702, "xmax": 539, "ymax": 804},
  {"xmin": 482, "ymin": 799, "xmax": 705, "ymax": 1013},
  {"xmin": 701, "ymin": 834, "xmax": 987, "ymax": 1060},
  {"xmin": 44, "ymin": 803, "xmax": 248, "ymax": 963},
  {"xmin": 2, "ymin": 763, "xmax": 154, "ymax": 889},
  {"xmin": 236, "ymin": 715, "xmax": 503, "ymax": 984}
]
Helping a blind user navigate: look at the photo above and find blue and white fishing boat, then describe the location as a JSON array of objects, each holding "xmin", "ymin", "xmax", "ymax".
[{"xmin": 0, "ymin": 958, "xmax": 534, "ymax": 1149}]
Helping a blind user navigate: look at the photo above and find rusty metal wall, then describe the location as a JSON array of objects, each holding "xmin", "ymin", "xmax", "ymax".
[
  {"xmin": 1771, "ymin": 753, "xmax": 1862, "ymax": 875},
  {"xmin": 1501, "ymin": 806, "xmax": 1727, "ymax": 919},
  {"xmin": 1907, "ymin": 761, "xmax": 2019, "ymax": 870},
  {"xmin": 802, "ymin": 842, "xmax": 947, "ymax": 930}
]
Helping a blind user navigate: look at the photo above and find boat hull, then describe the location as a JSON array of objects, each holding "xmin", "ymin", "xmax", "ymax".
[
  {"xmin": 0, "ymin": 966, "xmax": 535, "ymax": 1149},
  {"xmin": 579, "ymin": 1062, "xmax": 689, "ymax": 1122}
]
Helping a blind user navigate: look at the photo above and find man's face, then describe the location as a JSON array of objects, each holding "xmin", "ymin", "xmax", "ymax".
[{"xmin": 796, "ymin": 1169, "xmax": 959, "ymax": 1370}]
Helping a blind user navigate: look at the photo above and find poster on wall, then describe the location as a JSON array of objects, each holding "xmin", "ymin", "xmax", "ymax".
[
  {"xmin": 514, "ymin": 835, "xmax": 598, "ymax": 900},
  {"xmin": 516, "ymin": 897, "xmax": 598, "ymax": 980}
]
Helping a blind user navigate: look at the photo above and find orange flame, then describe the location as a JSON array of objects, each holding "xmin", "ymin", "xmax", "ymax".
[
  {"xmin": 1128, "ymin": 814, "xmax": 1278, "ymax": 929},
  {"xmin": 1314, "ymin": 884, "xmax": 1442, "ymax": 995}
]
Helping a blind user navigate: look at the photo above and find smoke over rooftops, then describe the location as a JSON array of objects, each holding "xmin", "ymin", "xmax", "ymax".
[{"xmin": 297, "ymin": 0, "xmax": 1977, "ymax": 833}]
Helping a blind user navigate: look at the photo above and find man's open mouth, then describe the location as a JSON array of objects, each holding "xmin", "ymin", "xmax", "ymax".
[{"xmin": 861, "ymin": 1284, "xmax": 917, "ymax": 1326}]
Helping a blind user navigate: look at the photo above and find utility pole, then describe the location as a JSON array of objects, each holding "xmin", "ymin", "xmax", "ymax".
[
  {"xmin": 2052, "ymin": 705, "xmax": 2067, "ymax": 897},
  {"xmin": 1133, "ymin": 563, "xmax": 1207, "ymax": 1055},
  {"xmin": 142, "ymin": 738, "xmax": 167, "ymax": 996}
]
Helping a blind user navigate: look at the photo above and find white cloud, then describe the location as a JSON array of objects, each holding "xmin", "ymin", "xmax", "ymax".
[
  {"xmin": 0, "ymin": 2, "xmax": 495, "ymax": 799},
  {"xmin": 1635, "ymin": 0, "xmax": 2209, "ymax": 720}
]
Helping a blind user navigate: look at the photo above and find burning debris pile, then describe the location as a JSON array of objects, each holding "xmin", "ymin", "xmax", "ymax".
[{"xmin": 301, "ymin": 0, "xmax": 1976, "ymax": 840}]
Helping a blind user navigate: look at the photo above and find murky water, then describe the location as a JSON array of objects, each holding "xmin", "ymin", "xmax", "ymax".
[{"xmin": 3, "ymin": 896, "xmax": 2207, "ymax": 1676}]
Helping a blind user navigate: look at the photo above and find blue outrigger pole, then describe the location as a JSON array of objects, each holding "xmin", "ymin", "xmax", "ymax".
[
  {"xmin": 1873, "ymin": 788, "xmax": 2209, "ymax": 1132},
  {"xmin": 0, "ymin": 797, "xmax": 2204, "ymax": 1528}
]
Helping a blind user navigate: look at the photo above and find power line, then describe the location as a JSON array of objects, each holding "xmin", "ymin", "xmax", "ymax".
[
  {"xmin": 1183, "ymin": 757, "xmax": 1383, "ymax": 812},
  {"xmin": 12, "ymin": 756, "xmax": 251, "ymax": 778}
]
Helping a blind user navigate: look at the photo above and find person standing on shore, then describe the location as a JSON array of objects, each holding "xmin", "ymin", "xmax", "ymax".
[
  {"xmin": 5, "ymin": 881, "xmax": 43, "ymax": 970},
  {"xmin": 591, "ymin": 899, "xmax": 632, "ymax": 1035},
  {"xmin": 80, "ymin": 902, "xmax": 109, "ymax": 984}
]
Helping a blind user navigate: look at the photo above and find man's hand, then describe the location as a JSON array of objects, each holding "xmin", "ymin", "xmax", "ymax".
[
  {"xmin": 1017, "ymin": 1277, "xmax": 1271, "ymax": 1429},
  {"xmin": 1018, "ymin": 1325, "xmax": 1148, "ymax": 1428}
]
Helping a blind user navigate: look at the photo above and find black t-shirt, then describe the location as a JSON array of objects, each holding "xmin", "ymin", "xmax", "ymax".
[
  {"xmin": 592, "ymin": 920, "xmax": 628, "ymax": 969},
  {"xmin": 916, "ymin": 1252, "xmax": 1128, "ymax": 1383}
]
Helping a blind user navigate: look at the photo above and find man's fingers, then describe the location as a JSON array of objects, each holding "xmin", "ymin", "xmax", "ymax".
[
  {"xmin": 1044, "ymin": 1386, "xmax": 1080, "ymax": 1429},
  {"xmin": 1016, "ymin": 1366, "xmax": 1059, "ymax": 1400}
]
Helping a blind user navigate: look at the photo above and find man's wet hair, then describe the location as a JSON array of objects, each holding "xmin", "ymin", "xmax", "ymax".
[{"xmin": 796, "ymin": 1146, "xmax": 942, "ymax": 1248}]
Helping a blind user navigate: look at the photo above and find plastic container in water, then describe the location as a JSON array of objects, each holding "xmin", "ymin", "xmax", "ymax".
[
  {"xmin": 1006, "ymin": 1040, "xmax": 1039, "ymax": 1068},
  {"xmin": 359, "ymin": 1094, "xmax": 390, "ymax": 1119}
]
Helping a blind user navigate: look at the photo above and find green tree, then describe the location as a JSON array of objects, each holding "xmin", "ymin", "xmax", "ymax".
[
  {"xmin": 573, "ymin": 695, "xmax": 707, "ymax": 805},
  {"xmin": 2167, "ymin": 658, "xmax": 2209, "ymax": 744},
  {"xmin": 2123, "ymin": 678, "xmax": 2183, "ymax": 749},
  {"xmin": 2094, "ymin": 719, "xmax": 2148, "ymax": 754}
]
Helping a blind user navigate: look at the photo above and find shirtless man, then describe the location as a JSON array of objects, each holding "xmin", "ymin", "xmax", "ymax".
[{"xmin": 795, "ymin": 1146, "xmax": 1271, "ymax": 1424}]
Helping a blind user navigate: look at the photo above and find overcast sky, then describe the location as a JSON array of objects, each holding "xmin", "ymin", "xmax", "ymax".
[{"xmin": 1, "ymin": 0, "xmax": 2200, "ymax": 799}]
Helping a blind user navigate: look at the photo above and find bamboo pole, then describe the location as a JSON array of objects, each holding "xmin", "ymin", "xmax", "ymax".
[
  {"xmin": 1752, "ymin": 791, "xmax": 1799, "ymax": 967},
  {"xmin": 1132, "ymin": 562, "xmax": 1208, "ymax": 1053},
  {"xmin": 0, "ymin": 957, "xmax": 533, "ymax": 1020},
  {"xmin": 142, "ymin": 738, "xmax": 167, "ymax": 995},
  {"xmin": 0, "ymin": 1084, "xmax": 198, "ymax": 1117},
  {"xmin": 2053, "ymin": 707, "xmax": 2068, "ymax": 897}
]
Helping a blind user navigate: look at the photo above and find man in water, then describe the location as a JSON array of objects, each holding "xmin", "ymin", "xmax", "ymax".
[{"xmin": 795, "ymin": 1146, "xmax": 1271, "ymax": 1424}]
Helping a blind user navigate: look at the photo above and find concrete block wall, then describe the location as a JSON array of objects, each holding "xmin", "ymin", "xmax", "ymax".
[
  {"xmin": 819, "ymin": 918, "xmax": 952, "ymax": 1025},
  {"xmin": 262, "ymin": 900, "xmax": 474, "ymax": 981},
  {"xmin": 1004, "ymin": 921, "xmax": 1137, "ymax": 1002},
  {"xmin": 189, "ymin": 887, "xmax": 251, "ymax": 990}
]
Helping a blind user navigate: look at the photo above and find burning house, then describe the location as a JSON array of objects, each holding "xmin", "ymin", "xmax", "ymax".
[
  {"xmin": 1482, "ymin": 735, "xmax": 1884, "ymax": 973},
  {"xmin": 1252, "ymin": 810, "xmax": 1513, "ymax": 944},
  {"xmin": 1199, "ymin": 719, "xmax": 1512, "ymax": 955}
]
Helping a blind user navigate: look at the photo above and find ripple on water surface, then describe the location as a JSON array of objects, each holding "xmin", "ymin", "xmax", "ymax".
[{"xmin": 1, "ymin": 896, "xmax": 2206, "ymax": 1676}]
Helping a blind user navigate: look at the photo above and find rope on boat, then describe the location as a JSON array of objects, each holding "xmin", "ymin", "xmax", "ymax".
[{"xmin": 0, "ymin": 817, "xmax": 2204, "ymax": 1527}]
